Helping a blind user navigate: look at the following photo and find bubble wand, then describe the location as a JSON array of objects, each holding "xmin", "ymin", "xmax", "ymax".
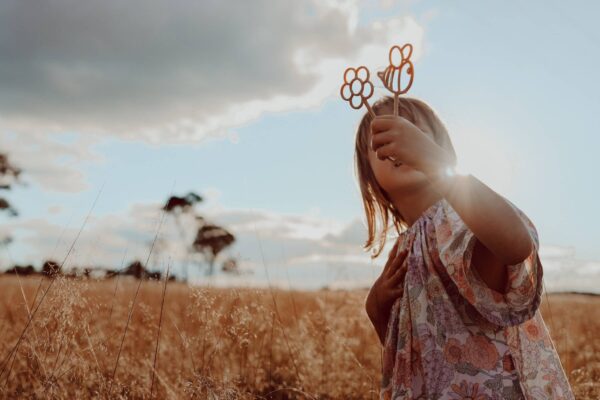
[
  {"xmin": 340, "ymin": 65, "xmax": 401, "ymax": 163},
  {"xmin": 340, "ymin": 66, "xmax": 376, "ymax": 118},
  {"xmin": 377, "ymin": 43, "xmax": 415, "ymax": 117}
]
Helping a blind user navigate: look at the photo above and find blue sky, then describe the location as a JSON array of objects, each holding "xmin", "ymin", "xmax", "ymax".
[{"xmin": 1, "ymin": 0, "xmax": 598, "ymax": 291}]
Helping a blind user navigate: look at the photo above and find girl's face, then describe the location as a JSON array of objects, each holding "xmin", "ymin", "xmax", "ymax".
[{"xmin": 367, "ymin": 107, "xmax": 436, "ymax": 195}]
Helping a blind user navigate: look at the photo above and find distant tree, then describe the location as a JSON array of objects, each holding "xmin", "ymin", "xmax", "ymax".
[
  {"xmin": 42, "ymin": 260, "xmax": 60, "ymax": 278},
  {"xmin": 4, "ymin": 264, "xmax": 35, "ymax": 276},
  {"xmin": 0, "ymin": 198, "xmax": 17, "ymax": 217},
  {"xmin": 0, "ymin": 152, "xmax": 22, "ymax": 217},
  {"xmin": 119, "ymin": 260, "xmax": 164, "ymax": 280},
  {"xmin": 159, "ymin": 191, "xmax": 237, "ymax": 278},
  {"xmin": 0, "ymin": 153, "xmax": 22, "ymax": 269},
  {"xmin": 162, "ymin": 192, "xmax": 203, "ymax": 214},
  {"xmin": 161, "ymin": 192, "xmax": 203, "ymax": 280},
  {"xmin": 122, "ymin": 260, "xmax": 149, "ymax": 279},
  {"xmin": 192, "ymin": 223, "xmax": 235, "ymax": 276}
]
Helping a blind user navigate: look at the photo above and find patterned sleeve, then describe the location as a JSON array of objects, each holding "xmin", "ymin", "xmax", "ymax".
[{"xmin": 433, "ymin": 198, "xmax": 543, "ymax": 327}]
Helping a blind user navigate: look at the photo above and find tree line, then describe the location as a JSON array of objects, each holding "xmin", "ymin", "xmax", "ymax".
[{"xmin": 0, "ymin": 151, "xmax": 242, "ymax": 281}]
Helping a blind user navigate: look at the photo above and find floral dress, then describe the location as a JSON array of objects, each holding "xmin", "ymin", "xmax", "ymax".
[{"xmin": 381, "ymin": 197, "xmax": 574, "ymax": 400}]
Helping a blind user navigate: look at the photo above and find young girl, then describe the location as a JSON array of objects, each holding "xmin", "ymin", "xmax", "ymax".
[{"xmin": 358, "ymin": 95, "xmax": 574, "ymax": 399}]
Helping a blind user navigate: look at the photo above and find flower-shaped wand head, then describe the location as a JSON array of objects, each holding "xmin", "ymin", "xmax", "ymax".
[
  {"xmin": 340, "ymin": 66, "xmax": 375, "ymax": 118},
  {"xmin": 341, "ymin": 65, "xmax": 399, "ymax": 164},
  {"xmin": 377, "ymin": 43, "xmax": 415, "ymax": 116}
]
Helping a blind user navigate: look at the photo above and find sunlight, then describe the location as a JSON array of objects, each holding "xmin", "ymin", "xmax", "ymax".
[{"xmin": 448, "ymin": 123, "xmax": 516, "ymax": 197}]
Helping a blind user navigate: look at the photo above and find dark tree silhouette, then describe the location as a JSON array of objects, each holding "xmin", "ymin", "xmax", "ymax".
[
  {"xmin": 0, "ymin": 153, "xmax": 21, "ymax": 187},
  {"xmin": 192, "ymin": 223, "xmax": 235, "ymax": 276},
  {"xmin": 160, "ymin": 191, "xmax": 238, "ymax": 278},
  {"xmin": 120, "ymin": 260, "xmax": 169, "ymax": 280},
  {"xmin": 162, "ymin": 192, "xmax": 203, "ymax": 213},
  {"xmin": 161, "ymin": 192, "xmax": 203, "ymax": 280},
  {"xmin": 0, "ymin": 153, "xmax": 21, "ymax": 217},
  {"xmin": 4, "ymin": 264, "xmax": 35, "ymax": 276},
  {"xmin": 123, "ymin": 260, "xmax": 149, "ymax": 279},
  {"xmin": 0, "ymin": 198, "xmax": 17, "ymax": 217},
  {"xmin": 0, "ymin": 153, "xmax": 23, "ymax": 271},
  {"xmin": 42, "ymin": 260, "xmax": 60, "ymax": 278}
]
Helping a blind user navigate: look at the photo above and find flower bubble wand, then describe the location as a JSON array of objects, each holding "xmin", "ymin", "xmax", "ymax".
[
  {"xmin": 340, "ymin": 65, "xmax": 395, "ymax": 163},
  {"xmin": 340, "ymin": 66, "xmax": 376, "ymax": 118}
]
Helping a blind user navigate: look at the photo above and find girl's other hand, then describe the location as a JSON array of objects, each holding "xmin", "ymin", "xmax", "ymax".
[{"xmin": 365, "ymin": 239, "xmax": 409, "ymax": 344}]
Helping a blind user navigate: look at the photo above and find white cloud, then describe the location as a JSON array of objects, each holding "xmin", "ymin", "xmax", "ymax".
[
  {"xmin": 0, "ymin": 132, "xmax": 105, "ymax": 192},
  {"xmin": 539, "ymin": 244, "xmax": 600, "ymax": 294},
  {"xmin": 0, "ymin": 0, "xmax": 426, "ymax": 145},
  {"xmin": 324, "ymin": 218, "xmax": 369, "ymax": 247}
]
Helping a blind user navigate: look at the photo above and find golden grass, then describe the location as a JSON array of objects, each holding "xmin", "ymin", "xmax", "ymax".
[{"xmin": 0, "ymin": 275, "xmax": 597, "ymax": 399}]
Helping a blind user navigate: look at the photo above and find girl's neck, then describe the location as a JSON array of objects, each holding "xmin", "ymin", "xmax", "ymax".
[{"xmin": 390, "ymin": 187, "xmax": 443, "ymax": 228}]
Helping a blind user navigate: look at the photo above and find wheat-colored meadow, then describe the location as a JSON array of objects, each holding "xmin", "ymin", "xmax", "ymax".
[{"xmin": 0, "ymin": 276, "xmax": 598, "ymax": 399}]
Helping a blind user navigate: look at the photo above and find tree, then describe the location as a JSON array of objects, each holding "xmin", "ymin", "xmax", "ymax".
[
  {"xmin": 0, "ymin": 152, "xmax": 21, "ymax": 217},
  {"xmin": 161, "ymin": 192, "xmax": 203, "ymax": 280},
  {"xmin": 162, "ymin": 192, "xmax": 203, "ymax": 214},
  {"xmin": 122, "ymin": 260, "xmax": 148, "ymax": 279},
  {"xmin": 192, "ymin": 223, "xmax": 235, "ymax": 276},
  {"xmin": 0, "ymin": 152, "xmax": 22, "ymax": 270},
  {"xmin": 160, "ymin": 191, "xmax": 237, "ymax": 278}
]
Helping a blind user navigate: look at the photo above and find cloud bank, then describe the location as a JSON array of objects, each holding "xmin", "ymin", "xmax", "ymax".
[{"xmin": 0, "ymin": 0, "xmax": 425, "ymax": 144}]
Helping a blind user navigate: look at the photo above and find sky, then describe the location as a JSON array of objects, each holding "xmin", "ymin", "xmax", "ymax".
[{"xmin": 0, "ymin": 0, "xmax": 599, "ymax": 293}]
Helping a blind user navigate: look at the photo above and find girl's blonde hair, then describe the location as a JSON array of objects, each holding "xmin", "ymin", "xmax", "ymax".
[{"xmin": 354, "ymin": 95, "xmax": 457, "ymax": 258}]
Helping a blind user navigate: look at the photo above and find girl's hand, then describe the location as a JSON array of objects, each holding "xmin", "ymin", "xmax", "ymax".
[
  {"xmin": 370, "ymin": 115, "xmax": 453, "ymax": 175},
  {"xmin": 365, "ymin": 239, "xmax": 409, "ymax": 337}
]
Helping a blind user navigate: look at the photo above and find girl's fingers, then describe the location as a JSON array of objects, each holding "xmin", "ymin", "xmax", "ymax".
[
  {"xmin": 391, "ymin": 258, "xmax": 407, "ymax": 277},
  {"xmin": 374, "ymin": 114, "xmax": 396, "ymax": 119},
  {"xmin": 386, "ymin": 249, "xmax": 406, "ymax": 277},
  {"xmin": 384, "ymin": 262, "xmax": 406, "ymax": 288},
  {"xmin": 371, "ymin": 130, "xmax": 394, "ymax": 151},
  {"xmin": 391, "ymin": 264, "xmax": 407, "ymax": 285},
  {"xmin": 371, "ymin": 117, "xmax": 396, "ymax": 133},
  {"xmin": 393, "ymin": 247, "xmax": 409, "ymax": 266},
  {"xmin": 383, "ymin": 240, "xmax": 401, "ymax": 277},
  {"xmin": 375, "ymin": 142, "xmax": 398, "ymax": 161},
  {"xmin": 389, "ymin": 251, "xmax": 408, "ymax": 279}
]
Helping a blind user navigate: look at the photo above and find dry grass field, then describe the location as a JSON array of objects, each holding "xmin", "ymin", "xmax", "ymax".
[{"xmin": 0, "ymin": 275, "xmax": 598, "ymax": 399}]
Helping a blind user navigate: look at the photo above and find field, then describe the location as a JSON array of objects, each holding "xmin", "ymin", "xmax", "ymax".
[{"xmin": 0, "ymin": 276, "xmax": 598, "ymax": 399}]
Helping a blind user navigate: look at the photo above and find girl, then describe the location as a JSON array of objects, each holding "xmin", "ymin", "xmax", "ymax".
[{"xmin": 357, "ymin": 95, "xmax": 574, "ymax": 399}]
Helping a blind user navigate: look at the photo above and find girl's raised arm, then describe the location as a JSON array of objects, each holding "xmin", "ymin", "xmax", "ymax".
[
  {"xmin": 432, "ymin": 196, "xmax": 543, "ymax": 327},
  {"xmin": 422, "ymin": 160, "xmax": 534, "ymax": 268}
]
